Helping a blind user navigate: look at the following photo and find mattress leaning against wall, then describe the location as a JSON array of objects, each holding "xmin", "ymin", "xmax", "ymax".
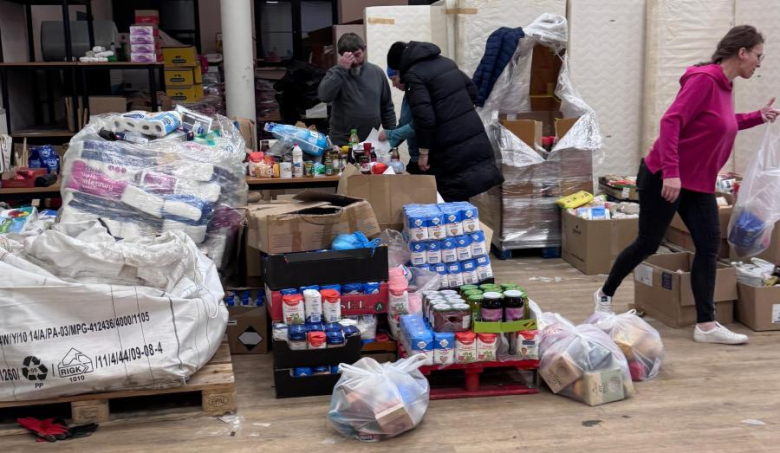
[
  {"xmin": 733, "ymin": 0, "xmax": 780, "ymax": 175},
  {"xmin": 451, "ymin": 0, "xmax": 566, "ymax": 79},
  {"xmin": 642, "ymin": 0, "xmax": 735, "ymax": 157},
  {"xmin": 568, "ymin": 0, "xmax": 647, "ymax": 179}
]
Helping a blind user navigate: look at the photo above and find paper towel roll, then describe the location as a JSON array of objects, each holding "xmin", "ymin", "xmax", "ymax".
[
  {"xmin": 163, "ymin": 200, "xmax": 202, "ymax": 221},
  {"xmin": 140, "ymin": 112, "xmax": 182, "ymax": 137},
  {"xmin": 120, "ymin": 185, "xmax": 164, "ymax": 218}
]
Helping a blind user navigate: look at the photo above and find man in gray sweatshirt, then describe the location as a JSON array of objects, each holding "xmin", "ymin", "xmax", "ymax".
[{"xmin": 318, "ymin": 33, "xmax": 396, "ymax": 145}]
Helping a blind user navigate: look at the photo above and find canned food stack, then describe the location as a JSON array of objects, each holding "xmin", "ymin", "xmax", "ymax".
[{"xmin": 403, "ymin": 202, "xmax": 493, "ymax": 288}]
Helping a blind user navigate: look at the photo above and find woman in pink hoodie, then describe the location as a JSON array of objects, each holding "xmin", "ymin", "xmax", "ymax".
[{"xmin": 594, "ymin": 25, "xmax": 778, "ymax": 345}]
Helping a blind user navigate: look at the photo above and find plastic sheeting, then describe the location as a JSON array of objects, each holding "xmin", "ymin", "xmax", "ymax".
[
  {"xmin": 59, "ymin": 110, "xmax": 247, "ymax": 268},
  {"xmin": 473, "ymin": 14, "xmax": 601, "ymax": 250}
]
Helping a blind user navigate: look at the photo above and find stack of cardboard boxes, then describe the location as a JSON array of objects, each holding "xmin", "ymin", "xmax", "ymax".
[
  {"xmin": 164, "ymin": 46, "xmax": 203, "ymax": 102},
  {"xmin": 130, "ymin": 10, "xmax": 162, "ymax": 63}
]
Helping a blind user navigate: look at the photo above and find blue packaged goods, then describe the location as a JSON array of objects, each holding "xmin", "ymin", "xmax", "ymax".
[
  {"xmin": 363, "ymin": 282, "xmax": 380, "ymax": 295},
  {"xmin": 410, "ymin": 241, "xmax": 427, "ymax": 266},
  {"xmin": 400, "ymin": 314, "xmax": 434, "ymax": 365},
  {"xmin": 440, "ymin": 205, "xmax": 464, "ymax": 237},
  {"xmin": 326, "ymin": 322, "xmax": 343, "ymax": 332},
  {"xmin": 293, "ymin": 367, "xmax": 313, "ymax": 377},
  {"xmin": 407, "ymin": 211, "xmax": 430, "ymax": 241},
  {"xmin": 461, "ymin": 259, "xmax": 478, "ymax": 285},
  {"xmin": 433, "ymin": 332, "xmax": 456, "ymax": 366},
  {"xmin": 427, "ymin": 240, "xmax": 442, "ymax": 265},
  {"xmin": 327, "ymin": 330, "xmax": 346, "ymax": 347},
  {"xmin": 331, "ymin": 365, "xmax": 341, "ymax": 374},
  {"xmin": 272, "ymin": 322, "xmax": 288, "ymax": 342},
  {"xmin": 281, "ymin": 288, "xmax": 299, "ymax": 295},
  {"xmin": 300, "ymin": 285, "xmax": 320, "ymax": 293},
  {"xmin": 433, "ymin": 263, "xmax": 448, "ymax": 276},
  {"xmin": 441, "ymin": 238, "xmax": 459, "ymax": 263},
  {"xmin": 254, "ymin": 292, "xmax": 265, "ymax": 306},
  {"xmin": 264, "ymin": 122, "xmax": 328, "ymax": 156},
  {"xmin": 306, "ymin": 322, "xmax": 325, "ymax": 332},
  {"xmin": 469, "ymin": 231, "xmax": 488, "ymax": 257},
  {"xmin": 475, "ymin": 256, "xmax": 494, "ymax": 281},
  {"xmin": 414, "ymin": 264, "xmax": 431, "ymax": 271},
  {"xmin": 288, "ymin": 324, "xmax": 308, "ymax": 341},
  {"xmin": 28, "ymin": 145, "xmax": 60, "ymax": 174},
  {"xmin": 224, "ymin": 294, "xmax": 235, "ymax": 306},
  {"xmin": 321, "ymin": 284, "xmax": 342, "ymax": 294},
  {"xmin": 446, "ymin": 262, "xmax": 464, "ymax": 288},
  {"xmin": 342, "ymin": 283, "xmax": 364, "ymax": 295},
  {"xmin": 456, "ymin": 235, "xmax": 473, "ymax": 261},
  {"xmin": 342, "ymin": 325, "xmax": 361, "ymax": 338},
  {"xmin": 458, "ymin": 202, "xmax": 480, "ymax": 233},
  {"xmin": 313, "ymin": 366, "xmax": 331, "ymax": 375},
  {"xmin": 427, "ymin": 210, "xmax": 446, "ymax": 240},
  {"xmin": 729, "ymin": 209, "xmax": 768, "ymax": 257},
  {"xmin": 240, "ymin": 291, "xmax": 251, "ymax": 306}
]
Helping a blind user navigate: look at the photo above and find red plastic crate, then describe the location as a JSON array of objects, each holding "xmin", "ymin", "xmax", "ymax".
[{"xmin": 267, "ymin": 282, "xmax": 388, "ymax": 321}]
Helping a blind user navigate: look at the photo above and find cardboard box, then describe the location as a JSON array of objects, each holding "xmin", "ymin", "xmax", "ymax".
[
  {"xmin": 561, "ymin": 210, "xmax": 639, "ymax": 275},
  {"xmin": 163, "ymin": 46, "xmax": 198, "ymax": 67},
  {"xmin": 633, "ymin": 252, "xmax": 737, "ymax": 328},
  {"xmin": 501, "ymin": 111, "xmax": 563, "ymax": 138},
  {"xmin": 580, "ymin": 369, "xmax": 626, "ymax": 406},
  {"xmin": 226, "ymin": 303, "xmax": 269, "ymax": 354},
  {"xmin": 540, "ymin": 352, "xmax": 582, "ymax": 394},
  {"xmin": 165, "ymin": 68, "xmax": 198, "ymax": 86},
  {"xmin": 232, "ymin": 116, "xmax": 257, "ymax": 151},
  {"xmin": 736, "ymin": 283, "xmax": 780, "ymax": 331},
  {"xmin": 166, "ymin": 84, "xmax": 204, "ymax": 102},
  {"xmin": 530, "ymin": 45, "xmax": 562, "ymax": 96},
  {"xmin": 247, "ymin": 191, "xmax": 381, "ymax": 255},
  {"xmin": 670, "ymin": 193, "xmax": 734, "ymax": 239},
  {"xmin": 339, "ymin": 0, "xmax": 407, "ymax": 24},
  {"xmin": 338, "ymin": 174, "xmax": 438, "ymax": 231},
  {"xmin": 66, "ymin": 96, "xmax": 129, "ymax": 131},
  {"xmin": 599, "ymin": 178, "xmax": 639, "ymax": 202},
  {"xmin": 499, "ymin": 118, "xmax": 542, "ymax": 148},
  {"xmin": 665, "ymin": 227, "xmax": 730, "ymax": 260}
]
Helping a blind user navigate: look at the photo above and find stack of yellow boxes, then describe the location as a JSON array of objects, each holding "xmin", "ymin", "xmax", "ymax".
[{"xmin": 163, "ymin": 46, "xmax": 203, "ymax": 103}]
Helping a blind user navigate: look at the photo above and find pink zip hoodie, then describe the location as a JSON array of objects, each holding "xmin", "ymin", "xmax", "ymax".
[{"xmin": 644, "ymin": 64, "xmax": 764, "ymax": 193}]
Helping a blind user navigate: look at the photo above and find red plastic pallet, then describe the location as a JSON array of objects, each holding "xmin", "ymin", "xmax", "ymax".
[{"xmin": 400, "ymin": 346, "xmax": 540, "ymax": 400}]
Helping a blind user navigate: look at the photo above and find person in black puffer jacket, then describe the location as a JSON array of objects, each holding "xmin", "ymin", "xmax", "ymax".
[{"xmin": 387, "ymin": 41, "xmax": 504, "ymax": 202}]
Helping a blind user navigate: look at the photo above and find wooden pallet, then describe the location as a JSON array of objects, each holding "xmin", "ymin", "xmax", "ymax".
[{"xmin": 0, "ymin": 341, "xmax": 235, "ymax": 427}]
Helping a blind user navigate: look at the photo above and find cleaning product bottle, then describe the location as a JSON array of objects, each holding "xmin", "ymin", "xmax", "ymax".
[{"xmin": 292, "ymin": 143, "xmax": 304, "ymax": 178}]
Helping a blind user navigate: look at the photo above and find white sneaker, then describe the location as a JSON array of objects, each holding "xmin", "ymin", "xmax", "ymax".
[
  {"xmin": 593, "ymin": 289, "xmax": 613, "ymax": 314},
  {"xmin": 693, "ymin": 323, "xmax": 749, "ymax": 345}
]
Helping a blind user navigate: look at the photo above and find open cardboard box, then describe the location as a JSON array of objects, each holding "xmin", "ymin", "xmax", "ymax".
[
  {"xmin": 246, "ymin": 190, "xmax": 380, "ymax": 254},
  {"xmin": 337, "ymin": 171, "xmax": 438, "ymax": 231},
  {"xmin": 561, "ymin": 210, "xmax": 639, "ymax": 275},
  {"xmin": 736, "ymin": 283, "xmax": 780, "ymax": 331},
  {"xmin": 633, "ymin": 252, "xmax": 737, "ymax": 328}
]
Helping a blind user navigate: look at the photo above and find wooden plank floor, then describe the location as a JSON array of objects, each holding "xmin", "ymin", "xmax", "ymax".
[{"xmin": 3, "ymin": 256, "xmax": 779, "ymax": 452}]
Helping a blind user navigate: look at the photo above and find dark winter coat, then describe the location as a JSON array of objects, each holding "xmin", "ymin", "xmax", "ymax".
[
  {"xmin": 472, "ymin": 27, "xmax": 524, "ymax": 107},
  {"xmin": 399, "ymin": 41, "xmax": 503, "ymax": 201}
]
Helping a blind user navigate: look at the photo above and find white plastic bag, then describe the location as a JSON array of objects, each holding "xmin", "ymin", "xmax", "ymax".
[
  {"xmin": 539, "ymin": 313, "xmax": 634, "ymax": 406},
  {"xmin": 584, "ymin": 310, "xmax": 664, "ymax": 382},
  {"xmin": 381, "ymin": 229, "xmax": 411, "ymax": 268},
  {"xmin": 728, "ymin": 123, "xmax": 780, "ymax": 257},
  {"xmin": 328, "ymin": 354, "xmax": 430, "ymax": 442}
]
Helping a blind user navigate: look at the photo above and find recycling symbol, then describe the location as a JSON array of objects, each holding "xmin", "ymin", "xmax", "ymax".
[{"xmin": 22, "ymin": 356, "xmax": 48, "ymax": 381}]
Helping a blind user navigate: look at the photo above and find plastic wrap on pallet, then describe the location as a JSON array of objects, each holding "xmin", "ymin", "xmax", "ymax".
[
  {"xmin": 59, "ymin": 109, "xmax": 247, "ymax": 266},
  {"xmin": 474, "ymin": 14, "xmax": 601, "ymax": 250}
]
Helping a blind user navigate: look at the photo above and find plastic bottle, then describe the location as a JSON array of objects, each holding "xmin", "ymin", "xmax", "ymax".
[
  {"xmin": 349, "ymin": 128, "xmax": 359, "ymax": 148},
  {"xmin": 390, "ymin": 148, "xmax": 405, "ymax": 174},
  {"xmin": 292, "ymin": 143, "xmax": 304, "ymax": 178}
]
